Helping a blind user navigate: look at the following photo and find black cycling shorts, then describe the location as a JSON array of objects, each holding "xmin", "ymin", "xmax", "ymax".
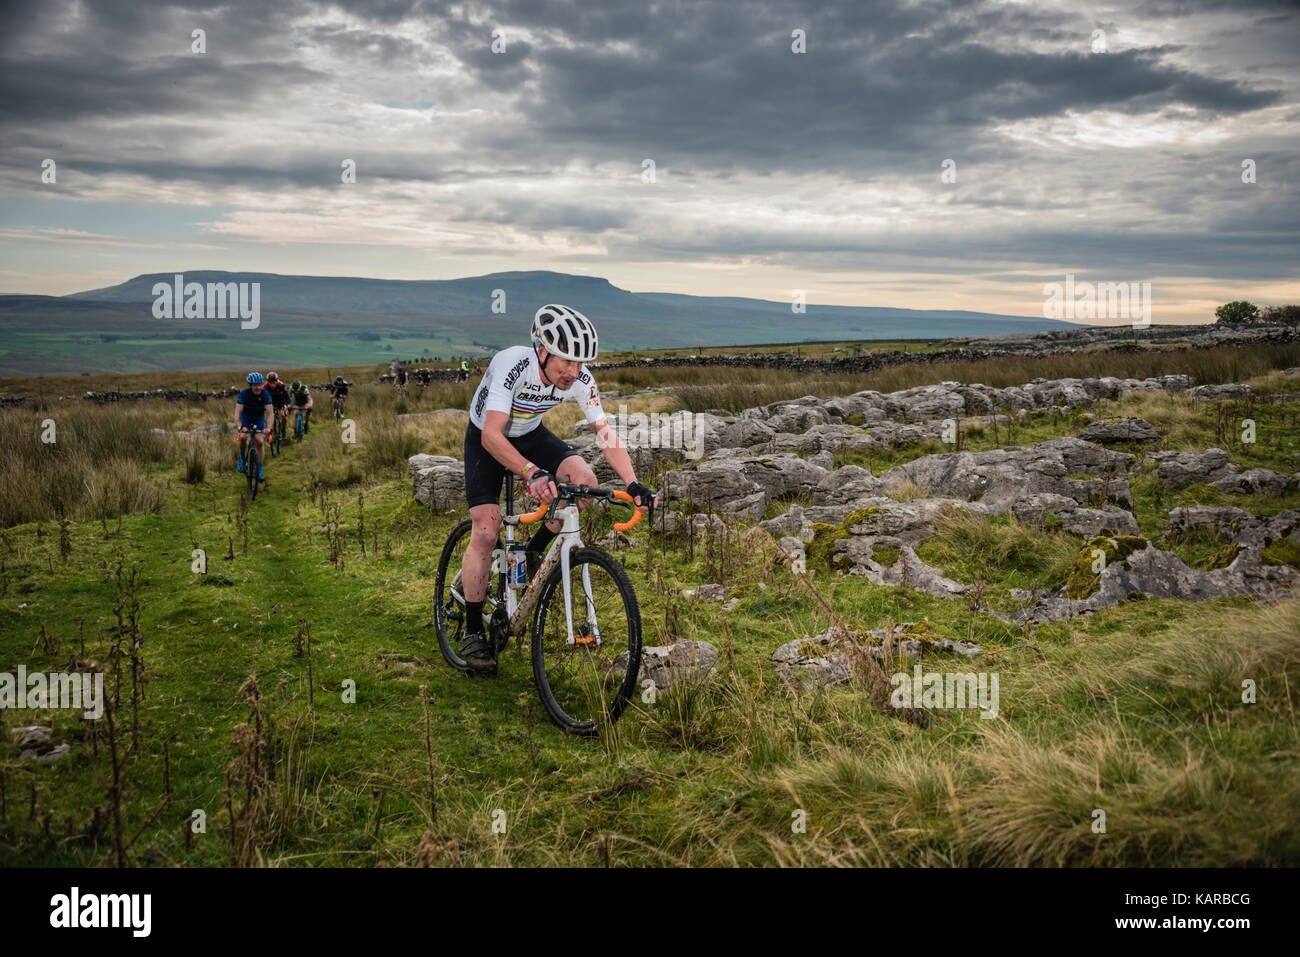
[{"xmin": 463, "ymin": 422, "xmax": 583, "ymax": 509}]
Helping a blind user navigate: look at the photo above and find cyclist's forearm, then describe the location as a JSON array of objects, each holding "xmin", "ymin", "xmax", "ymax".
[{"xmin": 601, "ymin": 444, "xmax": 638, "ymax": 487}]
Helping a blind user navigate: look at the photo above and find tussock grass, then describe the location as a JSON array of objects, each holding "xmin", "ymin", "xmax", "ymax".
[
  {"xmin": 0, "ymin": 404, "xmax": 178, "ymax": 525},
  {"xmin": 748, "ymin": 597, "xmax": 1300, "ymax": 866},
  {"xmin": 918, "ymin": 509, "xmax": 1081, "ymax": 591},
  {"xmin": 359, "ymin": 419, "xmax": 424, "ymax": 477},
  {"xmin": 882, "ymin": 478, "xmax": 927, "ymax": 502}
]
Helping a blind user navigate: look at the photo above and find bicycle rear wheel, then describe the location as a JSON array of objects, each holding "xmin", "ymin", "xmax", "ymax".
[
  {"xmin": 531, "ymin": 547, "xmax": 641, "ymax": 736},
  {"xmin": 434, "ymin": 518, "xmax": 506, "ymax": 672}
]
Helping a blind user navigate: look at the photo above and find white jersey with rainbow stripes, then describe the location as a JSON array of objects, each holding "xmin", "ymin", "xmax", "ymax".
[{"xmin": 468, "ymin": 345, "xmax": 607, "ymax": 438}]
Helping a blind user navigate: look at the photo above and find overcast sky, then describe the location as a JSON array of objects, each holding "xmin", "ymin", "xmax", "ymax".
[{"xmin": 1, "ymin": 0, "xmax": 1297, "ymax": 323}]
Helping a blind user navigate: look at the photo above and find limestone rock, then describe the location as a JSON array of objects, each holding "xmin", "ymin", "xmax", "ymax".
[
  {"xmin": 1165, "ymin": 507, "xmax": 1299, "ymax": 549},
  {"xmin": 772, "ymin": 624, "xmax": 984, "ymax": 689},
  {"xmin": 718, "ymin": 418, "xmax": 776, "ymax": 449},
  {"xmin": 661, "ymin": 452, "xmax": 828, "ymax": 519},
  {"xmin": 812, "ymin": 465, "xmax": 884, "ymax": 506},
  {"xmin": 837, "ymin": 541, "xmax": 972, "ymax": 598},
  {"xmin": 681, "ymin": 583, "xmax": 730, "ymax": 602},
  {"xmin": 12, "ymin": 726, "xmax": 52, "ymax": 751},
  {"xmin": 1011, "ymin": 494, "xmax": 1140, "ymax": 536},
  {"xmin": 408, "ymin": 453, "xmax": 460, "ymax": 479},
  {"xmin": 879, "ymin": 437, "xmax": 1135, "ymax": 512},
  {"xmin": 1009, "ymin": 542, "xmax": 1297, "ymax": 624},
  {"xmin": 1080, "ymin": 417, "xmax": 1161, "ymax": 444},
  {"xmin": 617, "ymin": 640, "xmax": 718, "ymax": 690},
  {"xmin": 413, "ymin": 464, "xmax": 466, "ymax": 510},
  {"xmin": 1152, "ymin": 449, "xmax": 1236, "ymax": 488},
  {"xmin": 1186, "ymin": 384, "xmax": 1252, "ymax": 402},
  {"xmin": 1211, "ymin": 468, "xmax": 1295, "ymax": 497}
]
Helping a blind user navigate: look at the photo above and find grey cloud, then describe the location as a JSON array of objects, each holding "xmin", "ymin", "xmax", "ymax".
[{"xmin": 0, "ymin": 0, "xmax": 1295, "ymax": 291}]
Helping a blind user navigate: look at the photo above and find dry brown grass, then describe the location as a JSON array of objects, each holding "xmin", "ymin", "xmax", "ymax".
[{"xmin": 882, "ymin": 478, "xmax": 927, "ymax": 502}]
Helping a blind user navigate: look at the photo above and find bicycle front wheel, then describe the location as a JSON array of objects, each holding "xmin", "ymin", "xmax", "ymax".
[
  {"xmin": 244, "ymin": 438, "xmax": 256, "ymax": 498},
  {"xmin": 250, "ymin": 439, "xmax": 262, "ymax": 498},
  {"xmin": 532, "ymin": 547, "xmax": 641, "ymax": 736}
]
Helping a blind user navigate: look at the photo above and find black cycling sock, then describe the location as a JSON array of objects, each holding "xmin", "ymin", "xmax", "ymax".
[
  {"xmin": 465, "ymin": 599, "xmax": 484, "ymax": 634},
  {"xmin": 526, "ymin": 524, "xmax": 556, "ymax": 556}
]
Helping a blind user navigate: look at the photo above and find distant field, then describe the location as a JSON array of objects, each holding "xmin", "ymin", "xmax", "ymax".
[
  {"xmin": 601, "ymin": 339, "xmax": 948, "ymax": 361},
  {"xmin": 0, "ymin": 331, "xmax": 486, "ymax": 379}
]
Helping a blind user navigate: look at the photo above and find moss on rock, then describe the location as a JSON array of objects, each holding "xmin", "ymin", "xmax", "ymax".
[
  {"xmin": 872, "ymin": 546, "xmax": 900, "ymax": 566},
  {"xmin": 806, "ymin": 522, "xmax": 852, "ymax": 570},
  {"xmin": 1192, "ymin": 543, "xmax": 1242, "ymax": 571},
  {"xmin": 806, "ymin": 507, "xmax": 892, "ymax": 571},
  {"xmin": 1064, "ymin": 535, "xmax": 1150, "ymax": 600},
  {"xmin": 1261, "ymin": 537, "xmax": 1300, "ymax": 567},
  {"xmin": 842, "ymin": 506, "xmax": 886, "ymax": 526}
]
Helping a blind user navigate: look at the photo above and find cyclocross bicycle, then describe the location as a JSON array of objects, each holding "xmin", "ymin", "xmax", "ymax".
[
  {"xmin": 434, "ymin": 474, "xmax": 645, "ymax": 736},
  {"xmin": 333, "ymin": 395, "xmax": 344, "ymax": 421},
  {"xmin": 293, "ymin": 407, "xmax": 306, "ymax": 442}
]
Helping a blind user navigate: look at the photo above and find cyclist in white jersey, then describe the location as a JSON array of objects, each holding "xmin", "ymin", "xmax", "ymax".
[{"xmin": 457, "ymin": 304, "xmax": 659, "ymax": 673}]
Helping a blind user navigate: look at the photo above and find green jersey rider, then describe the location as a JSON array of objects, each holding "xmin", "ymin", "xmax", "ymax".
[{"xmin": 289, "ymin": 379, "xmax": 313, "ymax": 432}]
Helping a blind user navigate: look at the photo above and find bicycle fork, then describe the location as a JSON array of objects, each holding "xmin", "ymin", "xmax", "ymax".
[
  {"xmin": 562, "ymin": 547, "xmax": 601, "ymax": 648},
  {"xmin": 503, "ymin": 505, "xmax": 602, "ymax": 647}
]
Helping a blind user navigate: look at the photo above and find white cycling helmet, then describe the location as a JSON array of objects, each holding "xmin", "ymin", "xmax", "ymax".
[{"xmin": 531, "ymin": 304, "xmax": 598, "ymax": 362}]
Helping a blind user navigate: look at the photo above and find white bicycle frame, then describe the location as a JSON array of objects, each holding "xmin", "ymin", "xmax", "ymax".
[
  {"xmin": 497, "ymin": 502, "xmax": 603, "ymax": 648},
  {"xmin": 447, "ymin": 499, "xmax": 602, "ymax": 649}
]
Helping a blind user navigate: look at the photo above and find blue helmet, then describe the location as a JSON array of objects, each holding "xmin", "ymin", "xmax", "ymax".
[{"xmin": 247, "ymin": 372, "xmax": 265, "ymax": 384}]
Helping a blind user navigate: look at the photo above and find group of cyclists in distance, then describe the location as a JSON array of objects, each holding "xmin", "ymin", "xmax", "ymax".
[
  {"xmin": 234, "ymin": 371, "xmax": 348, "ymax": 481},
  {"xmin": 394, "ymin": 355, "xmax": 485, "ymax": 396}
]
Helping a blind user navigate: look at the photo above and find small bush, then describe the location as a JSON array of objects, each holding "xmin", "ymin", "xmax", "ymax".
[{"xmin": 183, "ymin": 444, "xmax": 206, "ymax": 484}]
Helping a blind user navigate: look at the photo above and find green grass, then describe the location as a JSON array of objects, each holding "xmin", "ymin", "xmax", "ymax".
[{"xmin": 915, "ymin": 510, "xmax": 1082, "ymax": 610}]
